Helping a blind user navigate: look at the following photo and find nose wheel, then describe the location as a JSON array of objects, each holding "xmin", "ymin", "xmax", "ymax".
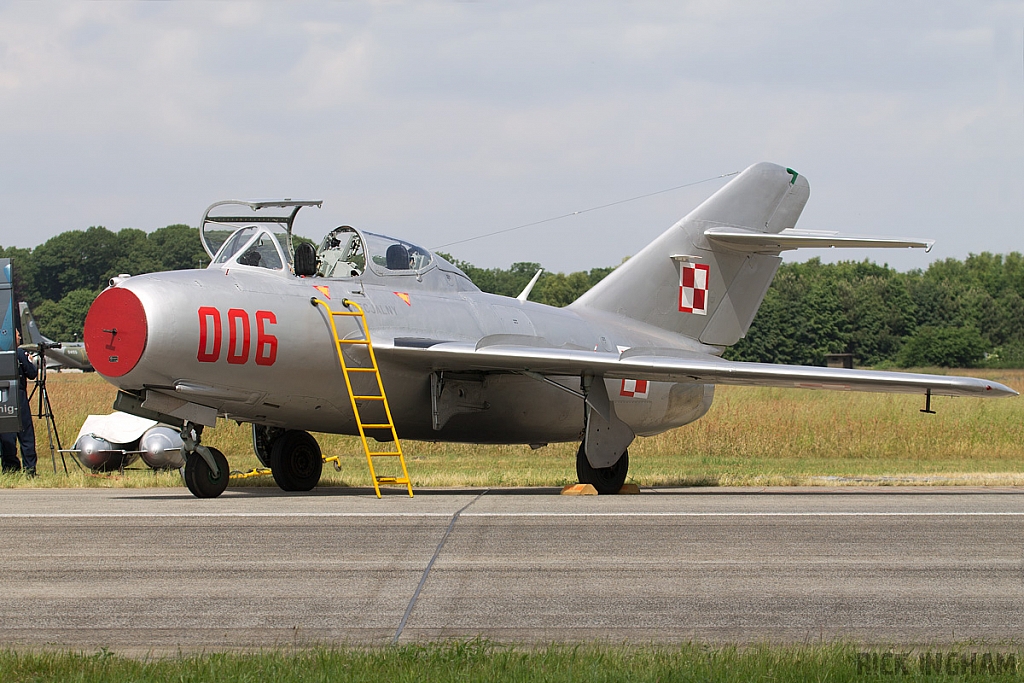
[
  {"xmin": 180, "ymin": 421, "xmax": 230, "ymax": 499},
  {"xmin": 184, "ymin": 447, "xmax": 229, "ymax": 498}
]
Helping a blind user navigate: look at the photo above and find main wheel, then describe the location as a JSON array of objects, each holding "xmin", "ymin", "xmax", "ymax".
[
  {"xmin": 184, "ymin": 447, "xmax": 230, "ymax": 498},
  {"xmin": 252, "ymin": 424, "xmax": 284, "ymax": 468},
  {"xmin": 270, "ymin": 430, "xmax": 323, "ymax": 492},
  {"xmin": 576, "ymin": 443, "xmax": 629, "ymax": 495}
]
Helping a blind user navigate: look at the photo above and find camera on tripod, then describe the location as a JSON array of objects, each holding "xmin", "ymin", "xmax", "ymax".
[{"xmin": 38, "ymin": 341, "xmax": 62, "ymax": 351}]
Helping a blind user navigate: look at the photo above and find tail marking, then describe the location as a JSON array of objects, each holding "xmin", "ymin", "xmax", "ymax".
[{"xmin": 679, "ymin": 263, "xmax": 710, "ymax": 315}]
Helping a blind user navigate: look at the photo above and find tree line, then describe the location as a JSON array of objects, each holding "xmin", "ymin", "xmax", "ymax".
[
  {"xmin": 2, "ymin": 225, "xmax": 208, "ymax": 342},
  {"xmin": 448, "ymin": 252, "xmax": 1024, "ymax": 369},
  {"xmin": 3, "ymin": 225, "xmax": 1021, "ymax": 368},
  {"xmin": 723, "ymin": 254, "xmax": 1024, "ymax": 369}
]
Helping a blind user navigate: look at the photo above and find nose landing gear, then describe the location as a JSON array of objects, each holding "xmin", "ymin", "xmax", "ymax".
[
  {"xmin": 184, "ymin": 448, "xmax": 229, "ymax": 498},
  {"xmin": 180, "ymin": 422, "xmax": 230, "ymax": 498}
]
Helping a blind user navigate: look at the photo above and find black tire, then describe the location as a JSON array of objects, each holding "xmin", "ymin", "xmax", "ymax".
[
  {"xmin": 184, "ymin": 447, "xmax": 230, "ymax": 498},
  {"xmin": 576, "ymin": 443, "xmax": 629, "ymax": 495},
  {"xmin": 270, "ymin": 430, "xmax": 323, "ymax": 492}
]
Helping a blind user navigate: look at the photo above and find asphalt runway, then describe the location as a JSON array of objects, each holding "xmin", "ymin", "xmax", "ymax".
[{"xmin": 2, "ymin": 486, "xmax": 1023, "ymax": 650}]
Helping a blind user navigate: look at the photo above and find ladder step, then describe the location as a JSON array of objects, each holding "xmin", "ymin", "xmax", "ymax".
[
  {"xmin": 345, "ymin": 367, "xmax": 378, "ymax": 373},
  {"xmin": 360, "ymin": 423, "xmax": 394, "ymax": 429},
  {"xmin": 330, "ymin": 311, "xmax": 364, "ymax": 317},
  {"xmin": 337, "ymin": 339, "xmax": 370, "ymax": 345},
  {"xmin": 375, "ymin": 477, "xmax": 410, "ymax": 484},
  {"xmin": 352, "ymin": 395, "xmax": 385, "ymax": 401},
  {"xmin": 367, "ymin": 451, "xmax": 403, "ymax": 457}
]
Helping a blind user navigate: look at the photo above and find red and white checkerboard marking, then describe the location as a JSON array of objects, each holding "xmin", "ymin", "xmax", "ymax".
[
  {"xmin": 679, "ymin": 263, "xmax": 710, "ymax": 315},
  {"xmin": 619, "ymin": 379, "xmax": 649, "ymax": 399}
]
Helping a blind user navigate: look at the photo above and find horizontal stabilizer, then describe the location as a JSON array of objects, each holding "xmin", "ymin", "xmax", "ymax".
[{"xmin": 704, "ymin": 228, "xmax": 935, "ymax": 253}]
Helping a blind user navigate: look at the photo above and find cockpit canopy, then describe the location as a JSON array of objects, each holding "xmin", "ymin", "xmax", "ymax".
[
  {"xmin": 199, "ymin": 199, "xmax": 471, "ymax": 287},
  {"xmin": 317, "ymin": 226, "xmax": 364, "ymax": 278},
  {"xmin": 211, "ymin": 226, "xmax": 286, "ymax": 270},
  {"xmin": 367, "ymin": 232, "xmax": 432, "ymax": 272},
  {"xmin": 316, "ymin": 226, "xmax": 432, "ymax": 278},
  {"xmin": 201, "ymin": 199, "xmax": 322, "ymax": 272}
]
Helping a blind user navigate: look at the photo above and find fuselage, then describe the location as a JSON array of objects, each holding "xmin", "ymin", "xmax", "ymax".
[
  {"xmin": 85, "ymin": 237, "xmax": 716, "ymax": 444},
  {"xmin": 40, "ymin": 343, "xmax": 90, "ymax": 371}
]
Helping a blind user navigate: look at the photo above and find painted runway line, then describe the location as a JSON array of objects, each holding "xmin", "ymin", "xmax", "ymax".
[{"xmin": 3, "ymin": 511, "xmax": 1024, "ymax": 519}]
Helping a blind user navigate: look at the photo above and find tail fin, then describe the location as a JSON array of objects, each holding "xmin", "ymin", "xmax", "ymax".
[
  {"xmin": 571, "ymin": 162, "xmax": 809, "ymax": 347},
  {"xmin": 19, "ymin": 302, "xmax": 49, "ymax": 346}
]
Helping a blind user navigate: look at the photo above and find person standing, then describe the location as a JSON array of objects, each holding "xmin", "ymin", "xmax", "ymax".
[{"xmin": 1, "ymin": 329, "xmax": 37, "ymax": 476}]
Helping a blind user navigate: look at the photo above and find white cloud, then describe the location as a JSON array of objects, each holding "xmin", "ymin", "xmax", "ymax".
[{"xmin": 0, "ymin": 0, "xmax": 1021, "ymax": 274}]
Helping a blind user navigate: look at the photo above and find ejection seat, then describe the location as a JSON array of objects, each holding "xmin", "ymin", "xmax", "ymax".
[
  {"xmin": 294, "ymin": 242, "xmax": 317, "ymax": 277},
  {"xmin": 385, "ymin": 244, "xmax": 411, "ymax": 270}
]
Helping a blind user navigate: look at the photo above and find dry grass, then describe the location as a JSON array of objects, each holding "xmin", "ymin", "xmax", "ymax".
[{"xmin": 2, "ymin": 369, "xmax": 1022, "ymax": 489}]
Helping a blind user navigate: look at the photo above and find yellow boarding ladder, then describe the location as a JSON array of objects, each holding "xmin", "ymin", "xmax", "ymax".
[{"xmin": 312, "ymin": 297, "xmax": 413, "ymax": 498}]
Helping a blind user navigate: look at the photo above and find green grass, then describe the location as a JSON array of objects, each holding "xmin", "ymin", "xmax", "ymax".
[
  {"xmin": 4, "ymin": 369, "xmax": 1023, "ymax": 489},
  {"xmin": 2, "ymin": 642, "xmax": 1021, "ymax": 682}
]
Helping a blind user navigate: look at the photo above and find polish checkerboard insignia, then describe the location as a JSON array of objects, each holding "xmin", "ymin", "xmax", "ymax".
[
  {"xmin": 679, "ymin": 263, "xmax": 709, "ymax": 315},
  {"xmin": 619, "ymin": 379, "xmax": 649, "ymax": 399}
]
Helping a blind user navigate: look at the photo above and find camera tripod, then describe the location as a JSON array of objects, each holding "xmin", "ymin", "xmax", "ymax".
[{"xmin": 26, "ymin": 343, "xmax": 82, "ymax": 473}]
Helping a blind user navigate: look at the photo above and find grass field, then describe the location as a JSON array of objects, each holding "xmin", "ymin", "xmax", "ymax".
[
  {"xmin": 2, "ymin": 369, "xmax": 1022, "ymax": 489},
  {"xmin": 3, "ymin": 377, "xmax": 1023, "ymax": 680},
  {"xmin": 1, "ymin": 642, "xmax": 1021, "ymax": 682}
]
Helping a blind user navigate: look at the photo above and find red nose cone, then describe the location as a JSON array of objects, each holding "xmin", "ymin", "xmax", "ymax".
[{"xmin": 84, "ymin": 287, "xmax": 148, "ymax": 377}]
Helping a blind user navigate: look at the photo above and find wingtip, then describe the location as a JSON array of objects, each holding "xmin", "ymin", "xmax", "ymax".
[{"xmin": 986, "ymin": 381, "xmax": 1019, "ymax": 397}]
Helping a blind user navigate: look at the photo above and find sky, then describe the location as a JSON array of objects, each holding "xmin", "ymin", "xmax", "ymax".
[{"xmin": 1, "ymin": 1, "xmax": 1022, "ymax": 273}]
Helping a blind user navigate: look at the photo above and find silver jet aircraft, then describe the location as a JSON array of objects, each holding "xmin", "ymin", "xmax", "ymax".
[
  {"xmin": 20, "ymin": 302, "xmax": 92, "ymax": 371},
  {"xmin": 82, "ymin": 162, "xmax": 1017, "ymax": 498}
]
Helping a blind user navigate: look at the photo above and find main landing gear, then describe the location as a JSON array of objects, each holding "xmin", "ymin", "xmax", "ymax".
[
  {"xmin": 575, "ymin": 443, "xmax": 629, "ymax": 495},
  {"xmin": 573, "ymin": 373, "xmax": 633, "ymax": 494},
  {"xmin": 254, "ymin": 425, "xmax": 324, "ymax": 492},
  {"xmin": 269, "ymin": 430, "xmax": 323, "ymax": 492}
]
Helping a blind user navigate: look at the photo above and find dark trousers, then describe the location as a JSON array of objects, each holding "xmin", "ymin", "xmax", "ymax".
[{"xmin": 0, "ymin": 392, "xmax": 36, "ymax": 471}]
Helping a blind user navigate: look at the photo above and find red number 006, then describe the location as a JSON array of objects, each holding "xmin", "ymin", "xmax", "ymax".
[{"xmin": 197, "ymin": 307, "xmax": 278, "ymax": 366}]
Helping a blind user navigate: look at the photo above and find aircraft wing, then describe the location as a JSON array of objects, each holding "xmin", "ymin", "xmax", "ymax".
[{"xmin": 378, "ymin": 341, "xmax": 1016, "ymax": 398}]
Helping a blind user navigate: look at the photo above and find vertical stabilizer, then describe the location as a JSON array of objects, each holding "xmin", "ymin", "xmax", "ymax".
[
  {"xmin": 19, "ymin": 302, "xmax": 48, "ymax": 346},
  {"xmin": 571, "ymin": 162, "xmax": 810, "ymax": 347}
]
